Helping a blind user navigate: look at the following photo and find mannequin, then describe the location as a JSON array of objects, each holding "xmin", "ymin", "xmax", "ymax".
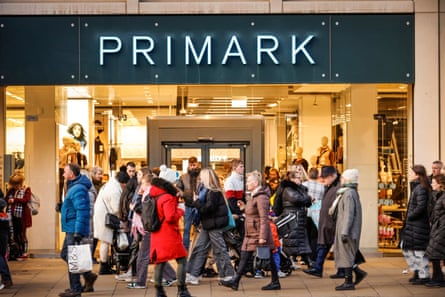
[
  {"xmin": 292, "ymin": 147, "xmax": 309, "ymax": 172},
  {"xmin": 315, "ymin": 136, "xmax": 334, "ymax": 167},
  {"xmin": 95, "ymin": 135, "xmax": 105, "ymax": 167},
  {"xmin": 335, "ymin": 136, "xmax": 344, "ymax": 173}
]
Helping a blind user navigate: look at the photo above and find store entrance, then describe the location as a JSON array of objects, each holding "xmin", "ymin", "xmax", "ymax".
[{"xmin": 162, "ymin": 141, "xmax": 248, "ymax": 179}]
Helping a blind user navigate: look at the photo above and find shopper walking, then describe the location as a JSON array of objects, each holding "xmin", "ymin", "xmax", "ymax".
[
  {"xmin": 224, "ymin": 159, "xmax": 246, "ymax": 238},
  {"xmin": 59, "ymin": 163, "xmax": 97, "ymax": 297},
  {"xmin": 0, "ymin": 198, "xmax": 13, "ymax": 290},
  {"xmin": 303, "ymin": 165, "xmax": 342, "ymax": 278},
  {"xmin": 149, "ymin": 177, "xmax": 192, "ymax": 297},
  {"xmin": 400, "ymin": 164, "xmax": 431, "ymax": 285},
  {"xmin": 277, "ymin": 165, "xmax": 313, "ymax": 267},
  {"xmin": 424, "ymin": 174, "xmax": 445, "ymax": 287},
  {"xmin": 220, "ymin": 170, "xmax": 281, "ymax": 291},
  {"xmin": 5, "ymin": 174, "xmax": 32, "ymax": 260},
  {"xmin": 329, "ymin": 169, "xmax": 365, "ymax": 291},
  {"xmin": 186, "ymin": 168, "xmax": 235, "ymax": 285},
  {"xmin": 176, "ymin": 156, "xmax": 201, "ymax": 252}
]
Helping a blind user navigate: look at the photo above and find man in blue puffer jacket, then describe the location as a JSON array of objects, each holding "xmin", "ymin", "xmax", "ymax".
[{"xmin": 60, "ymin": 163, "xmax": 97, "ymax": 297}]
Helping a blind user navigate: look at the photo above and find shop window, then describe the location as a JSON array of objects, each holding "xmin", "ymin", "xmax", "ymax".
[{"xmin": 376, "ymin": 84, "xmax": 409, "ymax": 252}]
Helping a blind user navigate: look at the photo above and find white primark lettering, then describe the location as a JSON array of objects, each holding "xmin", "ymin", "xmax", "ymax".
[
  {"xmin": 133, "ymin": 36, "xmax": 155, "ymax": 65},
  {"xmin": 100, "ymin": 36, "xmax": 122, "ymax": 65},
  {"xmin": 292, "ymin": 35, "xmax": 315, "ymax": 64},
  {"xmin": 98, "ymin": 34, "xmax": 316, "ymax": 66},
  {"xmin": 257, "ymin": 35, "xmax": 279, "ymax": 64},
  {"xmin": 222, "ymin": 36, "xmax": 247, "ymax": 65},
  {"xmin": 185, "ymin": 35, "xmax": 212, "ymax": 65}
]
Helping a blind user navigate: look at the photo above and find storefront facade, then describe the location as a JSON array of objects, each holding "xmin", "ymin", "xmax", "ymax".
[{"xmin": 0, "ymin": 1, "xmax": 444, "ymax": 254}]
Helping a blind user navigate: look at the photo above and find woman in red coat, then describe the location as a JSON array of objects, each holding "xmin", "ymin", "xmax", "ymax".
[{"xmin": 149, "ymin": 177, "xmax": 191, "ymax": 297}]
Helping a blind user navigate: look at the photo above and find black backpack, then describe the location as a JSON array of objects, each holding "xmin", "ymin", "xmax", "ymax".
[{"xmin": 141, "ymin": 194, "xmax": 163, "ymax": 232}]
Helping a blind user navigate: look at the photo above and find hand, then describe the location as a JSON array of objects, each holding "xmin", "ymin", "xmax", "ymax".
[
  {"xmin": 259, "ymin": 238, "xmax": 266, "ymax": 244},
  {"xmin": 73, "ymin": 233, "xmax": 82, "ymax": 243},
  {"xmin": 341, "ymin": 234, "xmax": 349, "ymax": 243},
  {"xmin": 55, "ymin": 202, "xmax": 63, "ymax": 212}
]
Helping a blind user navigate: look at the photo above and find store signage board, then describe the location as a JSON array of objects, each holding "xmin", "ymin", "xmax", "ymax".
[{"xmin": 0, "ymin": 14, "xmax": 414, "ymax": 85}]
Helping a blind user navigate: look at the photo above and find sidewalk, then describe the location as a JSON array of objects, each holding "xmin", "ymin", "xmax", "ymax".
[{"xmin": 3, "ymin": 252, "xmax": 441, "ymax": 297}]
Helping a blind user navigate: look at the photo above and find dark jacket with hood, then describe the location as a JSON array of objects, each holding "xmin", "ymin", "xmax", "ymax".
[
  {"xmin": 400, "ymin": 181, "xmax": 431, "ymax": 251},
  {"xmin": 193, "ymin": 188, "xmax": 229, "ymax": 231},
  {"xmin": 317, "ymin": 174, "xmax": 341, "ymax": 246},
  {"xmin": 280, "ymin": 179, "xmax": 312, "ymax": 256}
]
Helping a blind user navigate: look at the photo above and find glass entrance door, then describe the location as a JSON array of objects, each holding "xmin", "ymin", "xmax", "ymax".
[{"xmin": 162, "ymin": 141, "xmax": 248, "ymax": 180}]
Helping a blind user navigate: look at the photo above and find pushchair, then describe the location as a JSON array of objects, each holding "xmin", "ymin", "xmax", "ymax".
[{"xmin": 109, "ymin": 228, "xmax": 131, "ymax": 274}]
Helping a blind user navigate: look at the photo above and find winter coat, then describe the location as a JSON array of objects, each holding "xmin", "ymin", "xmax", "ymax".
[
  {"xmin": 119, "ymin": 176, "xmax": 138, "ymax": 222},
  {"xmin": 400, "ymin": 181, "xmax": 431, "ymax": 251},
  {"xmin": 332, "ymin": 185, "xmax": 362, "ymax": 268},
  {"xmin": 149, "ymin": 178, "xmax": 187, "ymax": 263},
  {"xmin": 5, "ymin": 186, "xmax": 32, "ymax": 228},
  {"xmin": 318, "ymin": 175, "xmax": 341, "ymax": 246},
  {"xmin": 61, "ymin": 174, "xmax": 92, "ymax": 237},
  {"xmin": 280, "ymin": 179, "xmax": 312, "ymax": 256},
  {"xmin": 94, "ymin": 177, "xmax": 123, "ymax": 243},
  {"xmin": 425, "ymin": 191, "xmax": 445, "ymax": 259},
  {"xmin": 193, "ymin": 189, "xmax": 229, "ymax": 231},
  {"xmin": 241, "ymin": 186, "xmax": 274, "ymax": 252}
]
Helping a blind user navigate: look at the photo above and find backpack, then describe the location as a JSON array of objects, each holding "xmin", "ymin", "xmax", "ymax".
[
  {"xmin": 141, "ymin": 194, "xmax": 163, "ymax": 232},
  {"xmin": 28, "ymin": 192, "xmax": 40, "ymax": 215}
]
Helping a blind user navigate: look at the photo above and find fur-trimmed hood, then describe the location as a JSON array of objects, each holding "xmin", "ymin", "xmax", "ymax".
[{"xmin": 150, "ymin": 177, "xmax": 178, "ymax": 197}]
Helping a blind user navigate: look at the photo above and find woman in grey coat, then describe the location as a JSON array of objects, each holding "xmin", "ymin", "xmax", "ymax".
[{"xmin": 329, "ymin": 169, "xmax": 363, "ymax": 291}]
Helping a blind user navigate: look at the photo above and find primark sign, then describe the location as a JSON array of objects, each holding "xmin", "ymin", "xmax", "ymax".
[{"xmin": 0, "ymin": 14, "xmax": 414, "ymax": 85}]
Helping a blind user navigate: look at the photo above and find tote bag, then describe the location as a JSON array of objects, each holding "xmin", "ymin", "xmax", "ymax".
[
  {"xmin": 68, "ymin": 244, "xmax": 93, "ymax": 274},
  {"xmin": 223, "ymin": 204, "xmax": 236, "ymax": 231}
]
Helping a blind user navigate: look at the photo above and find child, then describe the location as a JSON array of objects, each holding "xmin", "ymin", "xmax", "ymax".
[
  {"xmin": 269, "ymin": 219, "xmax": 287, "ymax": 278},
  {"xmin": 0, "ymin": 198, "xmax": 13, "ymax": 289}
]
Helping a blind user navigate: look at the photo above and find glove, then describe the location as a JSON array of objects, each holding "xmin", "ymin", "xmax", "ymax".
[
  {"xmin": 73, "ymin": 233, "xmax": 82, "ymax": 243},
  {"xmin": 341, "ymin": 234, "xmax": 349, "ymax": 243},
  {"xmin": 55, "ymin": 202, "xmax": 63, "ymax": 213}
]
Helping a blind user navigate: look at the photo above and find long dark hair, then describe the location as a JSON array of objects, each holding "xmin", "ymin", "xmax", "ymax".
[{"xmin": 412, "ymin": 164, "xmax": 431, "ymax": 192}]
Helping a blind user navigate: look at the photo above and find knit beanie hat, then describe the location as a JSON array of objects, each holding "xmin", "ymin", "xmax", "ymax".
[
  {"xmin": 159, "ymin": 165, "xmax": 177, "ymax": 184},
  {"xmin": 342, "ymin": 169, "xmax": 359, "ymax": 184}
]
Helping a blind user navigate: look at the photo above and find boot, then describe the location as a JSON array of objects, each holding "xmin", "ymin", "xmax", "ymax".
[
  {"xmin": 335, "ymin": 268, "xmax": 355, "ymax": 291},
  {"xmin": 219, "ymin": 274, "xmax": 241, "ymax": 291},
  {"xmin": 261, "ymin": 280, "xmax": 281, "ymax": 290},
  {"xmin": 330, "ymin": 268, "xmax": 345, "ymax": 279},
  {"xmin": 409, "ymin": 270, "xmax": 419, "ymax": 283},
  {"xmin": 99, "ymin": 262, "xmax": 113, "ymax": 275},
  {"xmin": 177, "ymin": 284, "xmax": 192, "ymax": 297},
  {"xmin": 83, "ymin": 272, "xmax": 98, "ymax": 292},
  {"xmin": 155, "ymin": 285, "xmax": 167, "ymax": 297},
  {"xmin": 353, "ymin": 266, "xmax": 368, "ymax": 285}
]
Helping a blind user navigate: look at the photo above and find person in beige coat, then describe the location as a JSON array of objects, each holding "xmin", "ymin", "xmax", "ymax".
[{"xmin": 220, "ymin": 170, "xmax": 281, "ymax": 291}]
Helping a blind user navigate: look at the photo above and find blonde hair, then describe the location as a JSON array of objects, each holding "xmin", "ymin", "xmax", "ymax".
[
  {"xmin": 246, "ymin": 170, "xmax": 262, "ymax": 186},
  {"xmin": 287, "ymin": 164, "xmax": 308, "ymax": 182},
  {"xmin": 199, "ymin": 168, "xmax": 222, "ymax": 192}
]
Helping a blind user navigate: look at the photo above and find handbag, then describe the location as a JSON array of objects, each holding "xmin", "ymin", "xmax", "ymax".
[
  {"xmin": 105, "ymin": 213, "xmax": 121, "ymax": 230},
  {"xmin": 223, "ymin": 203, "xmax": 236, "ymax": 231},
  {"xmin": 117, "ymin": 230, "xmax": 129, "ymax": 250},
  {"xmin": 68, "ymin": 243, "xmax": 93, "ymax": 274},
  {"xmin": 275, "ymin": 212, "xmax": 298, "ymax": 239},
  {"xmin": 254, "ymin": 246, "xmax": 271, "ymax": 271}
]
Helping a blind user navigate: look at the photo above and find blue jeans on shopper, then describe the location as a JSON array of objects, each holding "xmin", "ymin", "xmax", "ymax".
[
  {"xmin": 313, "ymin": 245, "xmax": 331, "ymax": 273},
  {"xmin": 60, "ymin": 233, "xmax": 89, "ymax": 293},
  {"xmin": 182, "ymin": 206, "xmax": 194, "ymax": 251},
  {"xmin": 0, "ymin": 254, "xmax": 11, "ymax": 283}
]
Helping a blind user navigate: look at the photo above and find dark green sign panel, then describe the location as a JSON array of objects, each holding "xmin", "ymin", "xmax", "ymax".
[{"xmin": 0, "ymin": 14, "xmax": 414, "ymax": 85}]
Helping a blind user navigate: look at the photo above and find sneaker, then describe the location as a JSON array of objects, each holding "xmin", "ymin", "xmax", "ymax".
[
  {"xmin": 278, "ymin": 271, "xmax": 287, "ymax": 278},
  {"xmin": 218, "ymin": 276, "xmax": 233, "ymax": 282},
  {"xmin": 254, "ymin": 271, "xmax": 265, "ymax": 279},
  {"xmin": 0, "ymin": 284, "xmax": 4, "ymax": 290},
  {"xmin": 127, "ymin": 283, "xmax": 146, "ymax": 289},
  {"xmin": 115, "ymin": 271, "xmax": 132, "ymax": 281},
  {"xmin": 162, "ymin": 279, "xmax": 177, "ymax": 287},
  {"xmin": 185, "ymin": 273, "xmax": 200, "ymax": 285}
]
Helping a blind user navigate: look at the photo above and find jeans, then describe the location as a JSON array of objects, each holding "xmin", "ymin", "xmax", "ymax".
[
  {"xmin": 0, "ymin": 254, "xmax": 11, "ymax": 283},
  {"xmin": 272, "ymin": 247, "xmax": 281, "ymax": 271},
  {"xmin": 187, "ymin": 228, "xmax": 234, "ymax": 278},
  {"xmin": 60, "ymin": 233, "xmax": 90, "ymax": 293},
  {"xmin": 135, "ymin": 232, "xmax": 176, "ymax": 286},
  {"xmin": 182, "ymin": 206, "xmax": 193, "ymax": 251},
  {"xmin": 313, "ymin": 245, "xmax": 331, "ymax": 273}
]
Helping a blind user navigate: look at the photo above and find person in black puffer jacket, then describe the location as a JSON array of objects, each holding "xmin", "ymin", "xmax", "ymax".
[
  {"xmin": 400, "ymin": 164, "xmax": 432, "ymax": 285},
  {"xmin": 186, "ymin": 168, "xmax": 235, "ymax": 284},
  {"xmin": 279, "ymin": 166, "xmax": 312, "ymax": 266}
]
